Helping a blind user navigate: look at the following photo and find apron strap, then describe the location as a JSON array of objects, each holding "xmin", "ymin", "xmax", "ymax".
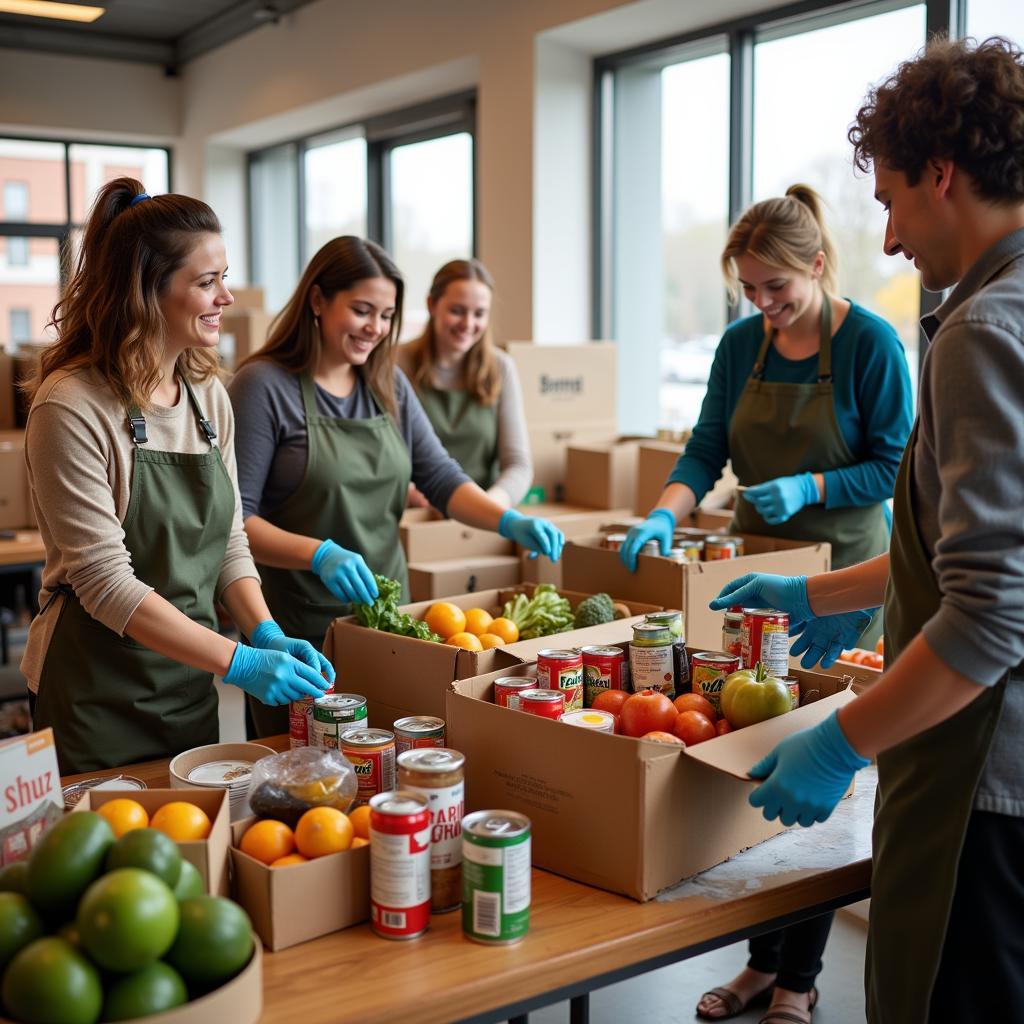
[
  {"xmin": 127, "ymin": 376, "xmax": 217, "ymax": 447},
  {"xmin": 750, "ymin": 294, "xmax": 834, "ymax": 382},
  {"xmin": 179, "ymin": 375, "xmax": 218, "ymax": 445},
  {"xmin": 298, "ymin": 372, "xmax": 318, "ymax": 422},
  {"xmin": 40, "ymin": 582, "xmax": 74, "ymax": 615},
  {"xmin": 126, "ymin": 405, "xmax": 148, "ymax": 445}
]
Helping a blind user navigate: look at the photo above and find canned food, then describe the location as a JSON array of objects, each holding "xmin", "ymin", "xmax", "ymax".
[
  {"xmin": 393, "ymin": 716, "xmax": 446, "ymax": 757},
  {"xmin": 741, "ymin": 608, "xmax": 790, "ymax": 677},
  {"xmin": 289, "ymin": 696, "xmax": 314, "ymax": 749},
  {"xmin": 629, "ymin": 622, "xmax": 675, "ymax": 698},
  {"xmin": 493, "ymin": 677, "xmax": 537, "ymax": 710},
  {"xmin": 667, "ymin": 543, "xmax": 702, "ymax": 563},
  {"xmin": 369, "ymin": 791, "xmax": 432, "ymax": 939},
  {"xmin": 645, "ymin": 610, "xmax": 684, "ymax": 639},
  {"xmin": 519, "ymin": 688, "xmax": 565, "ymax": 720},
  {"xmin": 691, "ymin": 652, "xmax": 741, "ymax": 714},
  {"xmin": 704, "ymin": 535, "xmax": 744, "ymax": 560},
  {"xmin": 397, "ymin": 749, "xmax": 466, "ymax": 914},
  {"xmin": 603, "ymin": 532, "xmax": 628, "ymax": 551},
  {"xmin": 581, "ymin": 646, "xmax": 627, "ymax": 706},
  {"xmin": 558, "ymin": 709, "xmax": 616, "ymax": 733},
  {"xmin": 722, "ymin": 607, "xmax": 744, "ymax": 659},
  {"xmin": 777, "ymin": 677, "xmax": 801, "ymax": 710},
  {"xmin": 537, "ymin": 649, "xmax": 583, "ymax": 712},
  {"xmin": 341, "ymin": 728, "xmax": 396, "ymax": 805},
  {"xmin": 672, "ymin": 639, "xmax": 690, "ymax": 696},
  {"xmin": 462, "ymin": 811, "xmax": 531, "ymax": 945},
  {"xmin": 310, "ymin": 693, "xmax": 367, "ymax": 750}
]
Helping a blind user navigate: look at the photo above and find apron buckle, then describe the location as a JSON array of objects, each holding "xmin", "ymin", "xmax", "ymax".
[
  {"xmin": 198, "ymin": 418, "xmax": 217, "ymax": 442},
  {"xmin": 127, "ymin": 414, "xmax": 148, "ymax": 445}
]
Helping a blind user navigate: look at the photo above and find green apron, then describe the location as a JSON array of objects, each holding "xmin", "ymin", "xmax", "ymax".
[
  {"xmin": 251, "ymin": 372, "xmax": 411, "ymax": 736},
  {"xmin": 415, "ymin": 383, "xmax": 499, "ymax": 491},
  {"xmin": 866, "ymin": 422, "xmax": 1007, "ymax": 1023},
  {"xmin": 34, "ymin": 377, "xmax": 232, "ymax": 775},
  {"xmin": 728, "ymin": 299, "xmax": 890, "ymax": 645}
]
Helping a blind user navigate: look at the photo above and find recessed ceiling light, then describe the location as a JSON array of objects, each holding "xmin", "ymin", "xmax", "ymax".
[{"xmin": 0, "ymin": 1, "xmax": 105, "ymax": 22}]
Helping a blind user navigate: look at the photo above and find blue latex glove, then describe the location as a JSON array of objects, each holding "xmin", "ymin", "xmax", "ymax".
[
  {"xmin": 742, "ymin": 473, "xmax": 819, "ymax": 526},
  {"xmin": 498, "ymin": 510, "xmax": 564, "ymax": 562},
  {"xmin": 250, "ymin": 619, "xmax": 336, "ymax": 686},
  {"xmin": 708, "ymin": 572, "xmax": 813, "ymax": 626},
  {"xmin": 223, "ymin": 643, "xmax": 330, "ymax": 706},
  {"xmin": 619, "ymin": 508, "xmax": 675, "ymax": 572},
  {"xmin": 311, "ymin": 539, "xmax": 378, "ymax": 606},
  {"xmin": 790, "ymin": 609, "xmax": 876, "ymax": 669},
  {"xmin": 749, "ymin": 710, "xmax": 870, "ymax": 827}
]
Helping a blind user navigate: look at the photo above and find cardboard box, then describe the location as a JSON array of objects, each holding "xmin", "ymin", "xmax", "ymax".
[
  {"xmin": 507, "ymin": 342, "xmax": 617, "ymax": 424},
  {"xmin": 446, "ymin": 655, "xmax": 855, "ymax": 900},
  {"xmin": 527, "ymin": 424, "xmax": 619, "ymax": 504},
  {"xmin": 229, "ymin": 818, "xmax": 369, "ymax": 951},
  {"xmin": 75, "ymin": 789, "xmax": 231, "ymax": 896},
  {"xmin": 322, "ymin": 585, "xmax": 662, "ymax": 726},
  {"xmin": 0, "ymin": 729, "xmax": 62, "ymax": 866},
  {"xmin": 565, "ymin": 437, "xmax": 657, "ymax": 511},
  {"xmin": 635, "ymin": 441, "xmax": 683, "ymax": 514},
  {"xmin": 0, "ymin": 352, "xmax": 14, "ymax": 431},
  {"xmin": 408, "ymin": 555, "xmax": 522, "ymax": 602},
  {"xmin": 219, "ymin": 310, "xmax": 276, "ymax": 368},
  {"xmin": 228, "ymin": 286, "xmax": 265, "ymax": 312},
  {"xmin": 399, "ymin": 508, "xmax": 514, "ymax": 563},
  {"xmin": 563, "ymin": 531, "xmax": 831, "ymax": 650},
  {"xmin": 0, "ymin": 430, "xmax": 31, "ymax": 530}
]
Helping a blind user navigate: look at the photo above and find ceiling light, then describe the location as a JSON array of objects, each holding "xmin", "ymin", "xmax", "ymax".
[{"xmin": 0, "ymin": 1, "xmax": 105, "ymax": 22}]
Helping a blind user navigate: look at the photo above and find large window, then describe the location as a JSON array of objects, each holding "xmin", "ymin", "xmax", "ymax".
[
  {"xmin": 0, "ymin": 137, "xmax": 170, "ymax": 347},
  {"xmin": 248, "ymin": 93, "xmax": 476, "ymax": 321},
  {"xmin": 966, "ymin": 0, "xmax": 1023, "ymax": 42}
]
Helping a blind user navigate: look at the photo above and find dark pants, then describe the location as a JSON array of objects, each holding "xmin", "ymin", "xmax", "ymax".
[
  {"xmin": 748, "ymin": 913, "xmax": 834, "ymax": 994},
  {"xmin": 928, "ymin": 810, "xmax": 1024, "ymax": 1023}
]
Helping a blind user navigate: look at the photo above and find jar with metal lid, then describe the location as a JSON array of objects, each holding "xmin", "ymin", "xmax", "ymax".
[
  {"xmin": 397, "ymin": 748, "xmax": 466, "ymax": 913},
  {"xmin": 629, "ymin": 622, "xmax": 675, "ymax": 698}
]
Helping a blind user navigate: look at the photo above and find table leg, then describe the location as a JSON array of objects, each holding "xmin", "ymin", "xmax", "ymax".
[{"xmin": 570, "ymin": 994, "xmax": 589, "ymax": 1024}]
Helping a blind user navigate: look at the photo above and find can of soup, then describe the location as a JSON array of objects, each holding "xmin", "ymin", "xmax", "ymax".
[
  {"xmin": 704, "ymin": 535, "xmax": 744, "ymax": 560},
  {"xmin": 310, "ymin": 693, "xmax": 367, "ymax": 750},
  {"xmin": 393, "ymin": 716, "xmax": 446, "ymax": 757},
  {"xmin": 462, "ymin": 811, "xmax": 531, "ymax": 945},
  {"xmin": 741, "ymin": 608, "xmax": 790, "ymax": 677},
  {"xmin": 777, "ymin": 676, "xmax": 801, "ymax": 710},
  {"xmin": 690, "ymin": 651, "xmax": 741, "ymax": 715},
  {"xmin": 519, "ymin": 688, "xmax": 565, "ymax": 720},
  {"xmin": 722, "ymin": 607, "xmax": 744, "ymax": 659},
  {"xmin": 581, "ymin": 646, "xmax": 627, "ymax": 706},
  {"xmin": 493, "ymin": 677, "xmax": 537, "ymax": 711},
  {"xmin": 630, "ymin": 622, "xmax": 675, "ymax": 698},
  {"xmin": 341, "ymin": 728, "xmax": 396, "ymax": 805},
  {"xmin": 537, "ymin": 649, "xmax": 583, "ymax": 711},
  {"xmin": 369, "ymin": 791, "xmax": 432, "ymax": 940}
]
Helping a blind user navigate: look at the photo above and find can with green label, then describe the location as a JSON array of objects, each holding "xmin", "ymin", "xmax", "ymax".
[{"xmin": 461, "ymin": 810, "xmax": 531, "ymax": 945}]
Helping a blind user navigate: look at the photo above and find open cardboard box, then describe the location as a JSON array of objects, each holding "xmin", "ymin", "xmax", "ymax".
[
  {"xmin": 565, "ymin": 437, "xmax": 658, "ymax": 511},
  {"xmin": 322, "ymin": 584, "xmax": 663, "ymax": 727},
  {"xmin": 446, "ymin": 650, "xmax": 856, "ymax": 901},
  {"xmin": 563, "ymin": 531, "xmax": 831, "ymax": 650},
  {"xmin": 73, "ymin": 789, "xmax": 231, "ymax": 896},
  {"xmin": 229, "ymin": 817, "xmax": 369, "ymax": 951},
  {"xmin": 407, "ymin": 554, "xmax": 522, "ymax": 602}
]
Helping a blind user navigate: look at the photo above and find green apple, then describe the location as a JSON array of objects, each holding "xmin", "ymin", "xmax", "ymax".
[{"xmin": 721, "ymin": 663, "xmax": 792, "ymax": 728}]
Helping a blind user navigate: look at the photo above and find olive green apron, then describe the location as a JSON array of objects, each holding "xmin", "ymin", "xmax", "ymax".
[
  {"xmin": 415, "ymin": 383, "xmax": 499, "ymax": 491},
  {"xmin": 865, "ymin": 422, "xmax": 1007, "ymax": 1023},
  {"xmin": 251, "ymin": 372, "xmax": 411, "ymax": 736},
  {"xmin": 34, "ymin": 377, "xmax": 231, "ymax": 775},
  {"xmin": 728, "ymin": 299, "xmax": 889, "ymax": 645}
]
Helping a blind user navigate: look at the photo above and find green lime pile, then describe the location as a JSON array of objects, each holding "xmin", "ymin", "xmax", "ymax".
[{"xmin": 0, "ymin": 812, "xmax": 253, "ymax": 1023}]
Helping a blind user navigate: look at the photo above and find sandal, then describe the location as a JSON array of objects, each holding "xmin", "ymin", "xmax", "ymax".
[
  {"xmin": 758, "ymin": 986, "xmax": 819, "ymax": 1024},
  {"xmin": 695, "ymin": 983, "xmax": 774, "ymax": 1020}
]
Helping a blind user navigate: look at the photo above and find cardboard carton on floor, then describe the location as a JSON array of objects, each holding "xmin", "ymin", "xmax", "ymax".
[
  {"xmin": 408, "ymin": 555, "xmax": 521, "ymax": 602},
  {"xmin": 74, "ymin": 788, "xmax": 231, "ymax": 896},
  {"xmin": 0, "ymin": 729, "xmax": 62, "ymax": 865},
  {"xmin": 0, "ymin": 430, "xmax": 33, "ymax": 529},
  {"xmin": 446, "ymin": 654, "xmax": 855, "ymax": 901},
  {"xmin": 322, "ymin": 584, "xmax": 662, "ymax": 726},
  {"xmin": 230, "ymin": 818, "xmax": 369, "ymax": 950},
  {"xmin": 563, "ymin": 532, "xmax": 831, "ymax": 650},
  {"xmin": 565, "ymin": 437, "xmax": 659, "ymax": 511}
]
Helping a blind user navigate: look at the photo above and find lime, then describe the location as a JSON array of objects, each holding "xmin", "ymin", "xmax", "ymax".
[
  {"xmin": 166, "ymin": 896, "xmax": 253, "ymax": 986},
  {"xmin": 2, "ymin": 936, "xmax": 102, "ymax": 1024},
  {"xmin": 172, "ymin": 858, "xmax": 204, "ymax": 900},
  {"xmin": 0, "ymin": 860, "xmax": 29, "ymax": 894},
  {"xmin": 26, "ymin": 811, "xmax": 114, "ymax": 921},
  {"xmin": 57, "ymin": 921, "xmax": 81, "ymax": 947},
  {"xmin": 0, "ymin": 892, "xmax": 44, "ymax": 971},
  {"xmin": 106, "ymin": 828, "xmax": 182, "ymax": 888},
  {"xmin": 76, "ymin": 868, "xmax": 179, "ymax": 972},
  {"xmin": 102, "ymin": 961, "xmax": 188, "ymax": 1021}
]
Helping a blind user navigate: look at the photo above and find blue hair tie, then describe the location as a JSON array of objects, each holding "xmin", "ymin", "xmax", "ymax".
[{"xmin": 129, "ymin": 192, "xmax": 151, "ymax": 207}]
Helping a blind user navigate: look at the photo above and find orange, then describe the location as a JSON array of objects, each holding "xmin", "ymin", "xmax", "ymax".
[
  {"xmin": 240, "ymin": 819, "xmax": 295, "ymax": 866},
  {"xmin": 269, "ymin": 853, "xmax": 308, "ymax": 868},
  {"xmin": 446, "ymin": 631, "xmax": 483, "ymax": 652},
  {"xmin": 294, "ymin": 807, "xmax": 353, "ymax": 858},
  {"xmin": 487, "ymin": 617, "xmax": 519, "ymax": 644},
  {"xmin": 424, "ymin": 602, "xmax": 466, "ymax": 640},
  {"xmin": 347, "ymin": 804, "xmax": 371, "ymax": 841},
  {"xmin": 477, "ymin": 633, "xmax": 505, "ymax": 650},
  {"xmin": 350, "ymin": 837, "xmax": 370, "ymax": 849},
  {"xmin": 97, "ymin": 799, "xmax": 149, "ymax": 838},
  {"xmin": 150, "ymin": 802, "xmax": 211, "ymax": 842},
  {"xmin": 463, "ymin": 608, "xmax": 494, "ymax": 637}
]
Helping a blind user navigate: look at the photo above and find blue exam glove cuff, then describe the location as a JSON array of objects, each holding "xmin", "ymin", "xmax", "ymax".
[
  {"xmin": 498, "ymin": 509, "xmax": 524, "ymax": 540},
  {"xmin": 820, "ymin": 710, "xmax": 871, "ymax": 774},
  {"xmin": 311, "ymin": 539, "xmax": 336, "ymax": 574},
  {"xmin": 250, "ymin": 619, "xmax": 285, "ymax": 649},
  {"xmin": 796, "ymin": 472, "xmax": 819, "ymax": 507},
  {"xmin": 223, "ymin": 643, "xmax": 251, "ymax": 686},
  {"xmin": 647, "ymin": 507, "xmax": 676, "ymax": 530}
]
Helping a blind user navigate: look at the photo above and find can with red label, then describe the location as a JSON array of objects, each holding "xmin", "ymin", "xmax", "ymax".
[
  {"xmin": 704, "ymin": 535, "xmax": 744, "ymax": 560},
  {"xmin": 741, "ymin": 608, "xmax": 790, "ymax": 677},
  {"xmin": 369, "ymin": 791, "xmax": 432, "ymax": 939},
  {"xmin": 289, "ymin": 678, "xmax": 335, "ymax": 749},
  {"xmin": 777, "ymin": 676, "xmax": 801, "ymax": 710},
  {"xmin": 690, "ymin": 651, "xmax": 741, "ymax": 715},
  {"xmin": 581, "ymin": 646, "xmax": 627, "ymax": 706},
  {"xmin": 536, "ymin": 649, "xmax": 583, "ymax": 711},
  {"xmin": 341, "ymin": 727, "xmax": 396, "ymax": 805},
  {"xmin": 493, "ymin": 677, "xmax": 536, "ymax": 710},
  {"xmin": 519, "ymin": 688, "xmax": 565, "ymax": 720},
  {"xmin": 393, "ymin": 716, "xmax": 446, "ymax": 757},
  {"xmin": 722, "ymin": 606, "xmax": 744, "ymax": 659}
]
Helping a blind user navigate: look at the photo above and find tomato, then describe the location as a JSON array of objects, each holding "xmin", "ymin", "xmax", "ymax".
[
  {"xmin": 718, "ymin": 668, "xmax": 756, "ymax": 723},
  {"xmin": 673, "ymin": 692, "xmax": 717, "ymax": 721},
  {"xmin": 715, "ymin": 718, "xmax": 733, "ymax": 736},
  {"xmin": 591, "ymin": 689, "xmax": 630, "ymax": 716},
  {"xmin": 875, "ymin": 636, "xmax": 885, "ymax": 655},
  {"xmin": 619, "ymin": 689, "xmax": 677, "ymax": 738},
  {"xmin": 864, "ymin": 653, "xmax": 884, "ymax": 670},
  {"xmin": 721, "ymin": 668, "xmax": 792, "ymax": 728},
  {"xmin": 672, "ymin": 710, "xmax": 716, "ymax": 745},
  {"xmin": 641, "ymin": 731, "xmax": 684, "ymax": 745}
]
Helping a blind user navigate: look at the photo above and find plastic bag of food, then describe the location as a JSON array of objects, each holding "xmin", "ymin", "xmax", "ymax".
[{"xmin": 247, "ymin": 747, "xmax": 357, "ymax": 828}]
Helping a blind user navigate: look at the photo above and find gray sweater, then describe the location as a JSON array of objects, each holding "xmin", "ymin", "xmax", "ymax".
[{"xmin": 917, "ymin": 226, "xmax": 1024, "ymax": 817}]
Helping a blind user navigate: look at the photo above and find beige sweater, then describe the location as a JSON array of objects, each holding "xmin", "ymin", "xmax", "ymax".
[{"xmin": 21, "ymin": 367, "xmax": 259, "ymax": 690}]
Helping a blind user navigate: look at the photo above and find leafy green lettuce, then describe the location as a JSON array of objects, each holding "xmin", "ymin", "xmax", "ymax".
[{"xmin": 355, "ymin": 574, "xmax": 442, "ymax": 643}]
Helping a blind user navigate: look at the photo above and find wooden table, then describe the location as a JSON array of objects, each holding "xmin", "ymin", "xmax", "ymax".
[
  {"xmin": 0, "ymin": 531, "xmax": 44, "ymax": 569},
  {"xmin": 64, "ymin": 741, "xmax": 873, "ymax": 1024}
]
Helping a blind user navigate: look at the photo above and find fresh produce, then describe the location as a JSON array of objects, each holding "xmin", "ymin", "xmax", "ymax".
[
  {"xmin": 612, "ymin": 602, "xmax": 633, "ymax": 621},
  {"xmin": 165, "ymin": 896, "xmax": 254, "ymax": 987},
  {"xmin": 96, "ymin": 799, "xmax": 149, "ymax": 839},
  {"xmin": 247, "ymin": 747, "xmax": 357, "ymax": 827},
  {"xmin": 501, "ymin": 585, "xmax": 574, "ymax": 639},
  {"xmin": 478, "ymin": 633, "xmax": 505, "ymax": 649},
  {"xmin": 672, "ymin": 710, "xmax": 716, "ymax": 746},
  {"xmin": 463, "ymin": 608, "xmax": 494, "ymax": 636},
  {"xmin": 105, "ymin": 829, "xmax": 182, "ymax": 890},
  {"xmin": 0, "ymin": 862, "xmax": 28, "ymax": 894},
  {"xmin": 839, "ymin": 647, "xmax": 884, "ymax": 670},
  {"xmin": 641, "ymin": 731, "xmax": 684, "ymax": 745},
  {"xmin": 172, "ymin": 860, "xmax": 204, "ymax": 901},
  {"xmin": 0, "ymin": 893, "xmax": 43, "ymax": 972},
  {"xmin": 348, "ymin": 804, "xmax": 372, "ymax": 841},
  {"xmin": 102, "ymin": 962, "xmax": 188, "ymax": 1021},
  {"xmin": 619, "ymin": 689, "xmax": 677, "ymax": 738},
  {"xmin": 2, "ymin": 937, "xmax": 103, "ymax": 1024},
  {"xmin": 673, "ymin": 693, "xmax": 717, "ymax": 721},
  {"xmin": 294, "ymin": 807, "xmax": 354, "ymax": 858},
  {"xmin": 573, "ymin": 593, "xmax": 615, "ymax": 629},
  {"xmin": 270, "ymin": 854, "xmax": 309, "ymax": 868},
  {"xmin": 591, "ymin": 689, "xmax": 630, "ymax": 717},
  {"xmin": 149, "ymin": 801, "xmax": 211, "ymax": 842},
  {"xmin": 487, "ymin": 617, "xmax": 520, "ymax": 644},
  {"xmin": 716, "ymin": 719, "xmax": 733, "ymax": 736},
  {"xmin": 721, "ymin": 662, "xmax": 792, "ymax": 728},
  {"xmin": 424, "ymin": 602, "xmax": 466, "ymax": 639},
  {"xmin": 360, "ymin": 575, "xmax": 442, "ymax": 641},
  {"xmin": 239, "ymin": 819, "xmax": 296, "ymax": 866},
  {"xmin": 446, "ymin": 631, "xmax": 483, "ymax": 651}
]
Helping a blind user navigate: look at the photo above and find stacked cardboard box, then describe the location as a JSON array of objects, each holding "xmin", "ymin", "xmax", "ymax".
[
  {"xmin": 0, "ymin": 430, "xmax": 34, "ymax": 529},
  {"xmin": 219, "ymin": 287, "xmax": 274, "ymax": 370}
]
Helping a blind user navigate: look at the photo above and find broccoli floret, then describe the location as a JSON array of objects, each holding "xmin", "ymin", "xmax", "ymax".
[{"xmin": 574, "ymin": 592, "xmax": 615, "ymax": 629}]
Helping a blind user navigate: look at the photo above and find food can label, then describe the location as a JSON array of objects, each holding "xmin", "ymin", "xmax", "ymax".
[
  {"xmin": 346, "ymin": 748, "xmax": 396, "ymax": 804},
  {"xmin": 629, "ymin": 644, "xmax": 675, "ymax": 698},
  {"xmin": 370, "ymin": 826, "xmax": 432, "ymax": 938},
  {"xmin": 288, "ymin": 698, "xmax": 313, "ymax": 748},
  {"xmin": 462, "ymin": 835, "xmax": 531, "ymax": 943},
  {"xmin": 403, "ymin": 782, "xmax": 465, "ymax": 869},
  {"xmin": 395, "ymin": 733, "xmax": 446, "ymax": 757},
  {"xmin": 742, "ymin": 617, "xmax": 790, "ymax": 676},
  {"xmin": 722, "ymin": 627, "xmax": 742, "ymax": 659},
  {"xmin": 553, "ymin": 666, "xmax": 583, "ymax": 711},
  {"xmin": 583, "ymin": 663, "xmax": 612, "ymax": 707},
  {"xmin": 690, "ymin": 656, "xmax": 740, "ymax": 714}
]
